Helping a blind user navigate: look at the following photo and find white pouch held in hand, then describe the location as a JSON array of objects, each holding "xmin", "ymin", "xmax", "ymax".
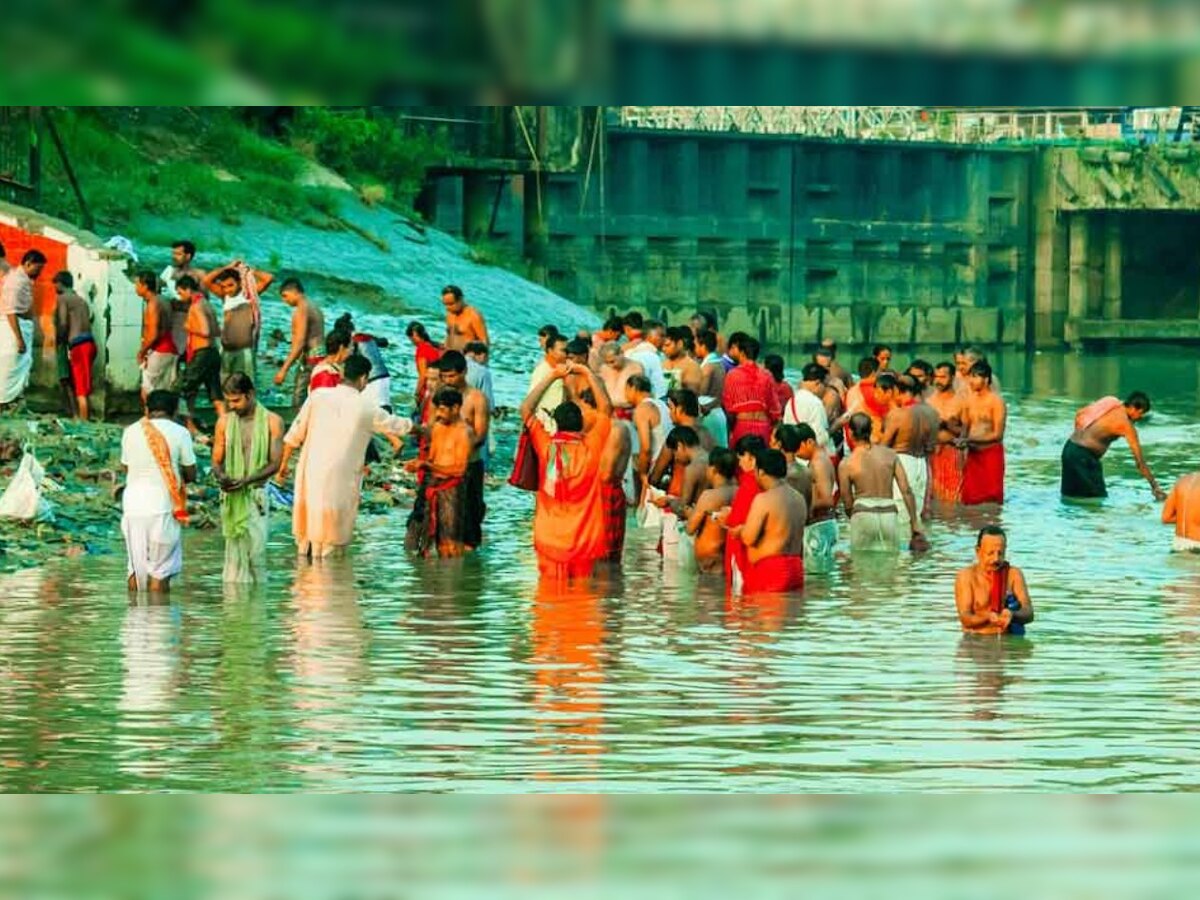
[
  {"xmin": 0, "ymin": 451, "xmax": 55, "ymax": 523},
  {"xmin": 636, "ymin": 485, "xmax": 665, "ymax": 531}
]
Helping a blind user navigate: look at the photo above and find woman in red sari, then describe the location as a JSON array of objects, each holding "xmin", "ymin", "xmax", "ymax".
[
  {"xmin": 723, "ymin": 334, "xmax": 782, "ymax": 446},
  {"xmin": 406, "ymin": 321, "xmax": 442, "ymax": 408},
  {"xmin": 722, "ymin": 434, "xmax": 768, "ymax": 595}
]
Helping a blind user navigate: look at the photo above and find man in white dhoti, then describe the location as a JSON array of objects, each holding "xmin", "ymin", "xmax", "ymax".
[
  {"xmin": 275, "ymin": 355, "xmax": 413, "ymax": 559},
  {"xmin": 0, "ymin": 249, "xmax": 46, "ymax": 406},
  {"xmin": 839, "ymin": 413, "xmax": 925, "ymax": 555},
  {"xmin": 211, "ymin": 374, "xmax": 284, "ymax": 583},
  {"xmin": 120, "ymin": 391, "xmax": 197, "ymax": 592}
]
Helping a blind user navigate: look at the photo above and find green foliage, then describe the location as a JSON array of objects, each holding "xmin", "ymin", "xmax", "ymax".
[{"xmin": 289, "ymin": 108, "xmax": 447, "ymax": 207}]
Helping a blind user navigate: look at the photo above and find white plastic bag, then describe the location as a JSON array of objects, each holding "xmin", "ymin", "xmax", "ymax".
[
  {"xmin": 0, "ymin": 451, "xmax": 55, "ymax": 523},
  {"xmin": 636, "ymin": 485, "xmax": 665, "ymax": 531}
]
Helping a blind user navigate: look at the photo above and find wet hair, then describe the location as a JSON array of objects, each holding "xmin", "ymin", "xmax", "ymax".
[
  {"xmin": 552, "ymin": 400, "xmax": 584, "ymax": 432},
  {"xmin": 908, "ymin": 359, "xmax": 932, "ymax": 377},
  {"xmin": 897, "ymin": 374, "xmax": 920, "ymax": 396},
  {"xmin": 464, "ymin": 341, "xmax": 488, "ymax": 358},
  {"xmin": 626, "ymin": 374, "xmax": 652, "ymax": 395},
  {"xmin": 708, "ymin": 447, "xmax": 737, "ymax": 480},
  {"xmin": 215, "ymin": 267, "xmax": 241, "ymax": 286},
  {"xmin": 754, "ymin": 448, "xmax": 788, "ymax": 479},
  {"xmin": 848, "ymin": 412, "xmax": 873, "ymax": 443},
  {"xmin": 763, "ymin": 353, "xmax": 786, "ymax": 382},
  {"xmin": 280, "ymin": 277, "xmax": 304, "ymax": 293},
  {"xmin": 545, "ymin": 332, "xmax": 568, "ymax": 353},
  {"xmin": 934, "ymin": 361, "xmax": 955, "ymax": 377},
  {"xmin": 406, "ymin": 321, "xmax": 431, "ymax": 341},
  {"xmin": 145, "ymin": 390, "xmax": 178, "ymax": 416},
  {"xmin": 344, "ymin": 354, "xmax": 372, "ymax": 382},
  {"xmin": 437, "ymin": 349, "xmax": 467, "ymax": 374},
  {"xmin": 432, "ymin": 387, "xmax": 463, "ymax": 408},
  {"xmin": 968, "ymin": 360, "xmax": 993, "ymax": 383},
  {"xmin": 538, "ymin": 323, "xmax": 560, "ymax": 341},
  {"xmin": 175, "ymin": 274, "xmax": 199, "ymax": 292},
  {"xmin": 578, "ymin": 388, "xmax": 597, "ymax": 408},
  {"xmin": 325, "ymin": 330, "xmax": 351, "ymax": 355},
  {"xmin": 565, "ymin": 337, "xmax": 590, "ymax": 358},
  {"xmin": 1125, "ymin": 391, "xmax": 1151, "ymax": 413},
  {"xmin": 667, "ymin": 388, "xmax": 700, "ymax": 418},
  {"xmin": 623, "ymin": 311, "xmax": 644, "ymax": 331},
  {"xmin": 728, "ymin": 333, "xmax": 760, "ymax": 361},
  {"xmin": 52, "ymin": 270, "xmax": 73, "ymax": 288},
  {"xmin": 802, "ymin": 362, "xmax": 828, "ymax": 383},
  {"xmin": 694, "ymin": 329, "xmax": 718, "ymax": 355},
  {"xmin": 872, "ymin": 344, "xmax": 892, "ymax": 358},
  {"xmin": 794, "ymin": 423, "xmax": 817, "ymax": 445},
  {"xmin": 222, "ymin": 373, "xmax": 254, "ymax": 395},
  {"xmin": 857, "ymin": 356, "xmax": 879, "ymax": 378},
  {"xmin": 602, "ymin": 315, "xmax": 625, "ymax": 333},
  {"xmin": 334, "ymin": 312, "xmax": 355, "ymax": 334},
  {"xmin": 875, "ymin": 372, "xmax": 898, "ymax": 392},
  {"xmin": 976, "ymin": 524, "xmax": 1007, "ymax": 547},
  {"xmin": 734, "ymin": 433, "xmax": 767, "ymax": 458},
  {"xmin": 773, "ymin": 423, "xmax": 803, "ymax": 453},
  {"xmin": 665, "ymin": 425, "xmax": 701, "ymax": 450},
  {"xmin": 21, "ymin": 249, "xmax": 46, "ymax": 266},
  {"xmin": 136, "ymin": 270, "xmax": 160, "ymax": 292},
  {"xmin": 171, "ymin": 240, "xmax": 196, "ymax": 257},
  {"xmin": 442, "ymin": 284, "xmax": 464, "ymax": 301},
  {"xmin": 691, "ymin": 310, "xmax": 718, "ymax": 331}
]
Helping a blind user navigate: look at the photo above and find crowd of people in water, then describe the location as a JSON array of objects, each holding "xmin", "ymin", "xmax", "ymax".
[{"xmin": 3, "ymin": 236, "xmax": 1194, "ymax": 636}]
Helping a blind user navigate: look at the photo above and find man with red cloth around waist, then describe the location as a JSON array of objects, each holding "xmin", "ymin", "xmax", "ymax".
[
  {"xmin": 959, "ymin": 360, "xmax": 1007, "ymax": 506},
  {"xmin": 722, "ymin": 332, "xmax": 782, "ymax": 447},
  {"xmin": 721, "ymin": 434, "xmax": 768, "ymax": 594},
  {"xmin": 730, "ymin": 448, "xmax": 808, "ymax": 594}
]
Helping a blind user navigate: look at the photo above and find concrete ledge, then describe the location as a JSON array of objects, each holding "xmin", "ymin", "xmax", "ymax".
[{"xmin": 1074, "ymin": 318, "xmax": 1200, "ymax": 341}]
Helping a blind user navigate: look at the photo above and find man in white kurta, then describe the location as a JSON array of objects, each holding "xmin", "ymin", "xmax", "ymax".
[
  {"xmin": 0, "ymin": 250, "xmax": 46, "ymax": 406},
  {"xmin": 276, "ymin": 355, "xmax": 413, "ymax": 558}
]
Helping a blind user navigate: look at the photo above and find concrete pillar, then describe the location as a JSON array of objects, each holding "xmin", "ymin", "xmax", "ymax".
[
  {"xmin": 1031, "ymin": 150, "xmax": 1060, "ymax": 346},
  {"xmin": 1065, "ymin": 213, "xmax": 1089, "ymax": 345},
  {"xmin": 462, "ymin": 173, "xmax": 492, "ymax": 243},
  {"xmin": 523, "ymin": 170, "xmax": 548, "ymax": 284},
  {"xmin": 1102, "ymin": 214, "xmax": 1122, "ymax": 322}
]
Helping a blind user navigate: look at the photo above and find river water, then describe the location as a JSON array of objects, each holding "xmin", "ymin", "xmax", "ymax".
[{"xmin": 3, "ymin": 346, "xmax": 1200, "ymax": 792}]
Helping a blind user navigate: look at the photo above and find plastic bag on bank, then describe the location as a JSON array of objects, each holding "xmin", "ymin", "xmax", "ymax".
[{"xmin": 0, "ymin": 451, "xmax": 55, "ymax": 523}]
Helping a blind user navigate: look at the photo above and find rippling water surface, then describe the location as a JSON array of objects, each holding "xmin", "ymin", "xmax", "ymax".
[{"xmin": 4, "ymin": 348, "xmax": 1200, "ymax": 792}]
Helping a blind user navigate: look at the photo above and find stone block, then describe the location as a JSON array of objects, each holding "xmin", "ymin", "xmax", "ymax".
[
  {"xmin": 960, "ymin": 307, "xmax": 1001, "ymax": 346},
  {"xmin": 788, "ymin": 306, "xmax": 822, "ymax": 349},
  {"xmin": 1001, "ymin": 309, "xmax": 1027, "ymax": 346},
  {"xmin": 913, "ymin": 307, "xmax": 958, "ymax": 345},
  {"xmin": 819, "ymin": 307, "xmax": 854, "ymax": 344},
  {"xmin": 873, "ymin": 307, "xmax": 915, "ymax": 345}
]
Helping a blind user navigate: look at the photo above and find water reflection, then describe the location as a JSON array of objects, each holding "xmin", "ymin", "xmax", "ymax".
[{"xmin": 6, "ymin": 348, "xmax": 1200, "ymax": 790}]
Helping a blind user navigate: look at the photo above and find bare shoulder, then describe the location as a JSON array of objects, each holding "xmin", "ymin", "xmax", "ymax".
[{"xmin": 267, "ymin": 411, "xmax": 286, "ymax": 432}]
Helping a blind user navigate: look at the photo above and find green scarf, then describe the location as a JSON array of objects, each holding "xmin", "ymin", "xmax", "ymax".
[{"xmin": 221, "ymin": 405, "xmax": 270, "ymax": 539}]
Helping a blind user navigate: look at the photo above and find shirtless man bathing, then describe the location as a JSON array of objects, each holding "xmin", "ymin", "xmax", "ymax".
[
  {"xmin": 1062, "ymin": 391, "xmax": 1164, "ymax": 502},
  {"xmin": 730, "ymin": 449, "xmax": 808, "ymax": 593},
  {"xmin": 442, "ymin": 284, "xmax": 489, "ymax": 352},
  {"xmin": 839, "ymin": 413, "xmax": 925, "ymax": 554},
  {"xmin": 686, "ymin": 447, "xmax": 738, "ymax": 575},
  {"xmin": 955, "ymin": 525, "xmax": 1033, "ymax": 636}
]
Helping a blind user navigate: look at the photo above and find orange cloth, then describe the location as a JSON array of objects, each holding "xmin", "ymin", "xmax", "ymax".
[
  {"xmin": 529, "ymin": 417, "xmax": 609, "ymax": 577},
  {"xmin": 929, "ymin": 443, "xmax": 964, "ymax": 503},
  {"xmin": 141, "ymin": 418, "xmax": 188, "ymax": 523},
  {"xmin": 962, "ymin": 443, "xmax": 1005, "ymax": 505}
]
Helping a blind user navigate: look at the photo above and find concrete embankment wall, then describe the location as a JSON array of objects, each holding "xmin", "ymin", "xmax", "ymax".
[
  {"xmin": 0, "ymin": 202, "xmax": 140, "ymax": 417},
  {"xmin": 428, "ymin": 130, "xmax": 1200, "ymax": 352}
]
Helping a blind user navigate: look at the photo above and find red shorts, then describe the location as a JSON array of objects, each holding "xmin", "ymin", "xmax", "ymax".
[
  {"xmin": 743, "ymin": 554, "xmax": 805, "ymax": 594},
  {"xmin": 69, "ymin": 339, "xmax": 97, "ymax": 397}
]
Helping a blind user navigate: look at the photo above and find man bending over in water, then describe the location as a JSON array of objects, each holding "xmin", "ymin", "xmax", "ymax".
[
  {"xmin": 733, "ymin": 448, "xmax": 808, "ymax": 593},
  {"xmin": 1062, "ymin": 391, "xmax": 1165, "ymax": 501},
  {"xmin": 793, "ymin": 422, "xmax": 838, "ymax": 574},
  {"xmin": 686, "ymin": 447, "xmax": 738, "ymax": 575},
  {"xmin": 955, "ymin": 525, "xmax": 1033, "ymax": 635}
]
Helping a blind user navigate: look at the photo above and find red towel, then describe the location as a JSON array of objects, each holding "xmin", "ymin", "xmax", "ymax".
[
  {"xmin": 961, "ymin": 443, "xmax": 1005, "ymax": 505},
  {"xmin": 743, "ymin": 554, "xmax": 804, "ymax": 594},
  {"xmin": 724, "ymin": 470, "xmax": 762, "ymax": 590},
  {"xmin": 929, "ymin": 443, "xmax": 964, "ymax": 503},
  {"xmin": 600, "ymin": 481, "xmax": 628, "ymax": 562}
]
